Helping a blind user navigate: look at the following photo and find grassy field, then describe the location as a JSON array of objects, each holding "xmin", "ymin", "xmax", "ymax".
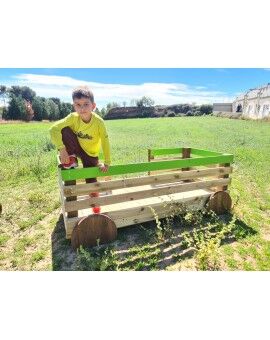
[{"xmin": 0, "ymin": 116, "xmax": 269, "ymax": 271}]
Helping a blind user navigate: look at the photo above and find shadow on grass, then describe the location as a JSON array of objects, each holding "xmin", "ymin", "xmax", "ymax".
[{"xmin": 51, "ymin": 211, "xmax": 257, "ymax": 271}]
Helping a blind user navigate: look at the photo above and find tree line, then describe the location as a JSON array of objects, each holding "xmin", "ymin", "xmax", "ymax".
[
  {"xmin": 0, "ymin": 85, "xmax": 73, "ymax": 121},
  {"xmin": 0, "ymin": 85, "xmax": 212, "ymax": 121},
  {"xmin": 0, "ymin": 86, "xmax": 158, "ymax": 122}
]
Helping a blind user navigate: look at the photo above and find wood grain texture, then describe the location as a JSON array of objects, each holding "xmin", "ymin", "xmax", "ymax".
[
  {"xmin": 71, "ymin": 214, "xmax": 117, "ymax": 249},
  {"xmin": 207, "ymin": 190, "xmax": 232, "ymax": 214},
  {"xmin": 63, "ymin": 167, "xmax": 232, "ymax": 197}
]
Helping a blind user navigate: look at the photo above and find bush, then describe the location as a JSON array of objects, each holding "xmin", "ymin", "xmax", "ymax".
[{"xmin": 200, "ymin": 104, "xmax": 213, "ymax": 115}]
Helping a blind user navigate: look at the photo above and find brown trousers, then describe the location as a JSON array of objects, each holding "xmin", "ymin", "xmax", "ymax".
[{"xmin": 61, "ymin": 127, "xmax": 98, "ymax": 183}]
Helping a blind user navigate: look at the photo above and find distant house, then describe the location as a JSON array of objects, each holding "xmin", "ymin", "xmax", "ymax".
[{"xmin": 232, "ymin": 83, "xmax": 270, "ymax": 119}]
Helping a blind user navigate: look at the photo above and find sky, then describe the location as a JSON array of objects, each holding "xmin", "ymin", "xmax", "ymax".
[{"xmin": 0, "ymin": 68, "xmax": 270, "ymax": 109}]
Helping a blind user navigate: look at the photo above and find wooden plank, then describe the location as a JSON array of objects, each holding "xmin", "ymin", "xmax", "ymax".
[
  {"xmin": 65, "ymin": 189, "xmax": 211, "ymax": 238},
  {"xmin": 111, "ymin": 196, "xmax": 208, "ymax": 228},
  {"xmin": 63, "ymin": 166, "xmax": 232, "ymax": 197},
  {"xmin": 148, "ymin": 168, "xmax": 184, "ymax": 176},
  {"xmin": 64, "ymin": 178, "xmax": 231, "ymax": 213}
]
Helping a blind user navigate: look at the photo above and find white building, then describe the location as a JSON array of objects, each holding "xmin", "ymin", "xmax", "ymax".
[{"xmin": 233, "ymin": 83, "xmax": 270, "ymax": 119}]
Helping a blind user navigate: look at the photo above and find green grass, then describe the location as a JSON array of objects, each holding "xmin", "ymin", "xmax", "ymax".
[{"xmin": 0, "ymin": 116, "xmax": 270, "ymax": 270}]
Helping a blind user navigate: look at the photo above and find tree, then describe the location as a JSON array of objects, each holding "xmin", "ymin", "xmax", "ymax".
[
  {"xmin": 8, "ymin": 86, "xmax": 21, "ymax": 97},
  {"xmin": 9, "ymin": 86, "xmax": 36, "ymax": 102},
  {"xmin": 6, "ymin": 94, "xmax": 27, "ymax": 120},
  {"xmin": 32, "ymin": 96, "xmax": 45, "ymax": 121},
  {"xmin": 100, "ymin": 107, "xmax": 107, "ymax": 118},
  {"xmin": 2, "ymin": 107, "xmax": 8, "ymax": 120},
  {"xmin": 21, "ymin": 86, "xmax": 36, "ymax": 102},
  {"xmin": 59, "ymin": 102, "xmax": 73, "ymax": 119},
  {"xmin": 200, "ymin": 104, "xmax": 213, "ymax": 115},
  {"xmin": 0, "ymin": 85, "xmax": 8, "ymax": 106},
  {"xmin": 106, "ymin": 102, "xmax": 120, "ymax": 111},
  {"xmin": 136, "ymin": 96, "xmax": 155, "ymax": 108},
  {"xmin": 45, "ymin": 99, "xmax": 59, "ymax": 121},
  {"xmin": 49, "ymin": 97, "xmax": 61, "ymax": 106}
]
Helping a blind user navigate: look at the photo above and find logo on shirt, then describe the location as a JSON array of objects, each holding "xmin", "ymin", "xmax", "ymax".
[{"xmin": 76, "ymin": 131, "xmax": 93, "ymax": 140}]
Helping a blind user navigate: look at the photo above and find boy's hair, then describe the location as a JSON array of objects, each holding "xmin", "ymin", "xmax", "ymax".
[{"xmin": 72, "ymin": 86, "xmax": 94, "ymax": 102}]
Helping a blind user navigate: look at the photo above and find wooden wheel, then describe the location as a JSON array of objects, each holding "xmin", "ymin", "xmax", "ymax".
[
  {"xmin": 206, "ymin": 191, "xmax": 232, "ymax": 214},
  {"xmin": 71, "ymin": 214, "xmax": 117, "ymax": 250}
]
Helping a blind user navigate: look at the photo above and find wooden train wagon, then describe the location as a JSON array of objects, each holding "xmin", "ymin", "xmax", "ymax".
[{"xmin": 57, "ymin": 147, "xmax": 234, "ymax": 248}]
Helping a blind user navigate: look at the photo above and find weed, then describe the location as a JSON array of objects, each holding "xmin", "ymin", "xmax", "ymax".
[
  {"xmin": 181, "ymin": 214, "xmax": 237, "ymax": 270},
  {"xmin": 31, "ymin": 250, "xmax": 46, "ymax": 263},
  {"xmin": 28, "ymin": 191, "xmax": 47, "ymax": 206},
  {"xmin": 149, "ymin": 205, "xmax": 175, "ymax": 241},
  {"xmin": 30, "ymin": 155, "xmax": 44, "ymax": 183},
  {"xmin": 75, "ymin": 245, "xmax": 118, "ymax": 271},
  {"xmin": 14, "ymin": 237, "xmax": 33, "ymax": 253},
  {"xmin": 226, "ymin": 258, "xmax": 238, "ymax": 270},
  {"xmin": 42, "ymin": 138, "xmax": 55, "ymax": 152},
  {"xmin": 0, "ymin": 234, "xmax": 10, "ymax": 247}
]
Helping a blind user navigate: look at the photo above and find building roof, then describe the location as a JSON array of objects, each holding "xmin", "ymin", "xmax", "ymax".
[{"xmin": 234, "ymin": 83, "xmax": 270, "ymax": 102}]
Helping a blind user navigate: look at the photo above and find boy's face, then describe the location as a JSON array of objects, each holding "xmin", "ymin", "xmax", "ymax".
[{"xmin": 73, "ymin": 97, "xmax": 96, "ymax": 121}]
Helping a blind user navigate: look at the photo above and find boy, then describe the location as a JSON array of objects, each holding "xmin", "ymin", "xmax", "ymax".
[{"xmin": 50, "ymin": 86, "xmax": 111, "ymax": 212}]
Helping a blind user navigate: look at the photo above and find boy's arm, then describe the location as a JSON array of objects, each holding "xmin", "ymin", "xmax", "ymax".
[
  {"xmin": 49, "ymin": 113, "xmax": 74, "ymax": 150},
  {"xmin": 99, "ymin": 121, "xmax": 111, "ymax": 165}
]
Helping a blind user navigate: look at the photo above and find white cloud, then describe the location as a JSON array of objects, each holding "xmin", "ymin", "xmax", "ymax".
[{"xmin": 9, "ymin": 73, "xmax": 236, "ymax": 108}]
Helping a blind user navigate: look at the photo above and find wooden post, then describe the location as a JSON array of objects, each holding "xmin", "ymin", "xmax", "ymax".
[
  {"xmin": 65, "ymin": 180, "xmax": 78, "ymax": 218},
  {"xmin": 182, "ymin": 148, "xmax": 191, "ymax": 182},
  {"xmin": 148, "ymin": 149, "xmax": 154, "ymax": 176},
  {"xmin": 182, "ymin": 148, "xmax": 191, "ymax": 170},
  {"xmin": 218, "ymin": 163, "xmax": 230, "ymax": 191}
]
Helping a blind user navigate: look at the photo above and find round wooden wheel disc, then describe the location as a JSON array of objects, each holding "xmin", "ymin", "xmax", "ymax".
[
  {"xmin": 71, "ymin": 214, "xmax": 117, "ymax": 250},
  {"xmin": 207, "ymin": 191, "xmax": 232, "ymax": 214}
]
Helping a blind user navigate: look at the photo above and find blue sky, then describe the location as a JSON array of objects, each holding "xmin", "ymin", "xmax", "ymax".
[{"xmin": 0, "ymin": 68, "xmax": 269, "ymax": 108}]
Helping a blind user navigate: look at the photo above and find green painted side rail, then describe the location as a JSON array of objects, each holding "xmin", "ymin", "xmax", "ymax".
[
  {"xmin": 61, "ymin": 153, "xmax": 234, "ymax": 181},
  {"xmin": 191, "ymin": 148, "xmax": 223, "ymax": 157},
  {"xmin": 150, "ymin": 147, "xmax": 224, "ymax": 157},
  {"xmin": 150, "ymin": 148, "xmax": 183, "ymax": 156}
]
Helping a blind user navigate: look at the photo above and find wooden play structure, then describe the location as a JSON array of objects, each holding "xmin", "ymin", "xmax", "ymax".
[{"xmin": 57, "ymin": 147, "xmax": 234, "ymax": 249}]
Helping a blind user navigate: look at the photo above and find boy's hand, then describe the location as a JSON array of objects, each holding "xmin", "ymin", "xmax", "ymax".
[
  {"xmin": 59, "ymin": 147, "xmax": 70, "ymax": 164},
  {"xmin": 98, "ymin": 163, "xmax": 109, "ymax": 173}
]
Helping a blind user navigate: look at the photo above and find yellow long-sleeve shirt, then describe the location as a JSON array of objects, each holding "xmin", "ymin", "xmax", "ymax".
[{"xmin": 49, "ymin": 112, "xmax": 111, "ymax": 165}]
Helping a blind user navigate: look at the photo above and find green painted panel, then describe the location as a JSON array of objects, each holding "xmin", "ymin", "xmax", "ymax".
[{"xmin": 61, "ymin": 154, "xmax": 234, "ymax": 181}]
